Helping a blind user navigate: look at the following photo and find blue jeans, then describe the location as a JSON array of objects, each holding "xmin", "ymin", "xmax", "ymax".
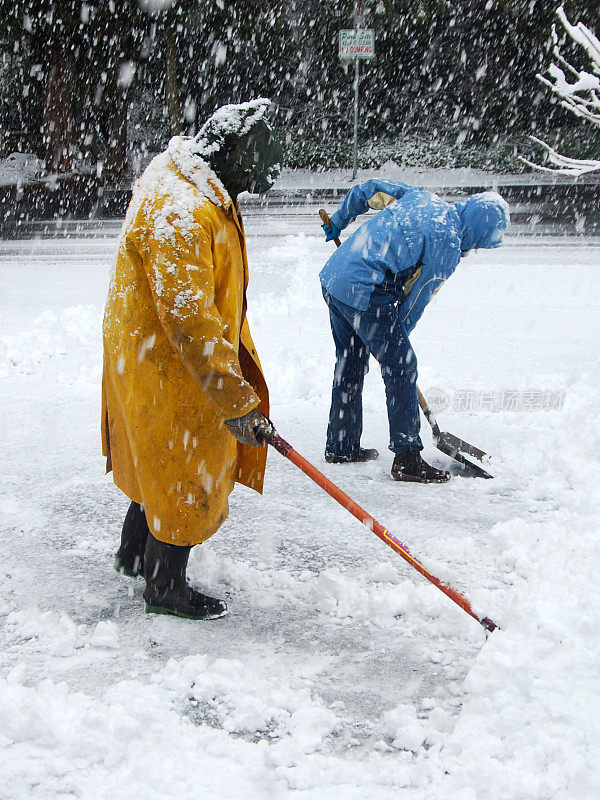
[{"xmin": 323, "ymin": 286, "xmax": 422, "ymax": 457}]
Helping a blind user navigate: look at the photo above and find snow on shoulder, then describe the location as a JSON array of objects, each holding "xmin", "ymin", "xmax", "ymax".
[
  {"xmin": 123, "ymin": 150, "xmax": 200, "ymax": 247},
  {"xmin": 121, "ymin": 139, "xmax": 230, "ymax": 251},
  {"xmin": 167, "ymin": 136, "xmax": 229, "ymax": 210}
]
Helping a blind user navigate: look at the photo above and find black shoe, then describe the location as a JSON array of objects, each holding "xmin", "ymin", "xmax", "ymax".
[
  {"xmin": 143, "ymin": 533, "xmax": 228, "ymax": 620},
  {"xmin": 114, "ymin": 502, "xmax": 149, "ymax": 577},
  {"xmin": 325, "ymin": 448, "xmax": 379, "ymax": 464},
  {"xmin": 391, "ymin": 451, "xmax": 451, "ymax": 484}
]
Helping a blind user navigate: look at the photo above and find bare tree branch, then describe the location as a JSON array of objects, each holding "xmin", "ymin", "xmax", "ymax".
[{"xmin": 523, "ymin": 6, "xmax": 600, "ymax": 176}]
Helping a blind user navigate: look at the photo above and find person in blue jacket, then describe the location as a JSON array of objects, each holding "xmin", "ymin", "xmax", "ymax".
[{"xmin": 320, "ymin": 179, "xmax": 509, "ymax": 483}]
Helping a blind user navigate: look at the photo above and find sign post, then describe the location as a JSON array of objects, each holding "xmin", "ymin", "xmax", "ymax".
[
  {"xmin": 339, "ymin": 7, "xmax": 374, "ymax": 180},
  {"xmin": 353, "ymin": 56, "xmax": 359, "ymax": 180}
]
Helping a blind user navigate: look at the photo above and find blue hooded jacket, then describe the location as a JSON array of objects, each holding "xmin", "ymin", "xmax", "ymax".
[{"xmin": 319, "ymin": 180, "xmax": 509, "ymax": 334}]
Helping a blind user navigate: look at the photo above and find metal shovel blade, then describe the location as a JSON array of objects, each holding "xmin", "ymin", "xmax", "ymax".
[
  {"xmin": 417, "ymin": 388, "xmax": 493, "ymax": 478},
  {"xmin": 434, "ymin": 434, "xmax": 494, "ymax": 479},
  {"xmin": 436, "ymin": 430, "xmax": 487, "ymax": 462}
]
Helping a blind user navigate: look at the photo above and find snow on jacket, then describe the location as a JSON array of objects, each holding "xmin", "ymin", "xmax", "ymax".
[
  {"xmin": 101, "ymin": 136, "xmax": 269, "ymax": 547},
  {"xmin": 319, "ymin": 180, "xmax": 509, "ymax": 333}
]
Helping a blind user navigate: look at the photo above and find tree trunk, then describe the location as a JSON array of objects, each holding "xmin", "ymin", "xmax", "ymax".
[
  {"xmin": 164, "ymin": 10, "xmax": 183, "ymax": 136},
  {"xmin": 104, "ymin": 93, "xmax": 129, "ymax": 183},
  {"xmin": 42, "ymin": 46, "xmax": 74, "ymax": 173}
]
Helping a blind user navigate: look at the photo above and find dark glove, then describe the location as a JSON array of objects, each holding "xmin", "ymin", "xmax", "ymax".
[
  {"xmin": 321, "ymin": 222, "xmax": 341, "ymax": 242},
  {"xmin": 225, "ymin": 408, "xmax": 271, "ymax": 447}
]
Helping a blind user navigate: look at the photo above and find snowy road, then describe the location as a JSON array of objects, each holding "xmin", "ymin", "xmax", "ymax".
[{"xmin": 1, "ymin": 216, "xmax": 600, "ymax": 799}]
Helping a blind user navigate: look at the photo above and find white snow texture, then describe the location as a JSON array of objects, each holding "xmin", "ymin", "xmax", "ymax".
[{"xmin": 1, "ymin": 208, "xmax": 600, "ymax": 799}]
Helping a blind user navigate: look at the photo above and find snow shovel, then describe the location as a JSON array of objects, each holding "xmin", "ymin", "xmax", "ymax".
[
  {"xmin": 319, "ymin": 208, "xmax": 493, "ymax": 480},
  {"xmin": 262, "ymin": 423, "xmax": 498, "ymax": 634},
  {"xmin": 417, "ymin": 388, "xmax": 493, "ymax": 479}
]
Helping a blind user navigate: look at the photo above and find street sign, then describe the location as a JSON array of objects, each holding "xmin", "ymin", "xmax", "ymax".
[
  {"xmin": 338, "ymin": 27, "xmax": 375, "ymax": 179},
  {"xmin": 339, "ymin": 29, "xmax": 375, "ymax": 59}
]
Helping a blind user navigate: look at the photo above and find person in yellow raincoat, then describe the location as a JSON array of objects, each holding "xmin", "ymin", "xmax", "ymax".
[{"xmin": 102, "ymin": 99, "xmax": 281, "ymax": 619}]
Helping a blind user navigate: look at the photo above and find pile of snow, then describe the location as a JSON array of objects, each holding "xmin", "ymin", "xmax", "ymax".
[{"xmin": 0, "ymin": 305, "xmax": 102, "ymax": 387}]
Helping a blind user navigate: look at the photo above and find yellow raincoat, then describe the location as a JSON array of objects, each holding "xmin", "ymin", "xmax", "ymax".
[{"xmin": 101, "ymin": 136, "xmax": 269, "ymax": 546}]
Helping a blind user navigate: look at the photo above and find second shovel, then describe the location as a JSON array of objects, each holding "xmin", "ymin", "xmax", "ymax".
[{"xmin": 417, "ymin": 388, "xmax": 493, "ymax": 479}]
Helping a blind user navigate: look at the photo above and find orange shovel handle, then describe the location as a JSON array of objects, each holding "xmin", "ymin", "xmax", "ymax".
[{"xmin": 263, "ymin": 428, "xmax": 497, "ymax": 633}]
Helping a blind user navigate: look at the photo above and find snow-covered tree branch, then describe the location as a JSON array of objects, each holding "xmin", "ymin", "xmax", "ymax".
[{"xmin": 521, "ymin": 6, "xmax": 600, "ymax": 176}]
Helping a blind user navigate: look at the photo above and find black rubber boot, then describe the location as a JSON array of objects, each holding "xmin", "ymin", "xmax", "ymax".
[
  {"xmin": 143, "ymin": 533, "xmax": 228, "ymax": 620},
  {"xmin": 391, "ymin": 451, "xmax": 451, "ymax": 484},
  {"xmin": 114, "ymin": 502, "xmax": 149, "ymax": 577},
  {"xmin": 325, "ymin": 448, "xmax": 379, "ymax": 464}
]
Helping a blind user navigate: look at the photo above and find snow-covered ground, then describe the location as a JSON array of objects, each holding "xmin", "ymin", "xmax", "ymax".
[{"xmin": 1, "ymin": 211, "xmax": 599, "ymax": 799}]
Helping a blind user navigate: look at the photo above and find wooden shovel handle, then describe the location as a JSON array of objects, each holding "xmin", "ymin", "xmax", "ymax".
[
  {"xmin": 417, "ymin": 387, "xmax": 441, "ymax": 437},
  {"xmin": 319, "ymin": 208, "xmax": 342, "ymax": 248}
]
